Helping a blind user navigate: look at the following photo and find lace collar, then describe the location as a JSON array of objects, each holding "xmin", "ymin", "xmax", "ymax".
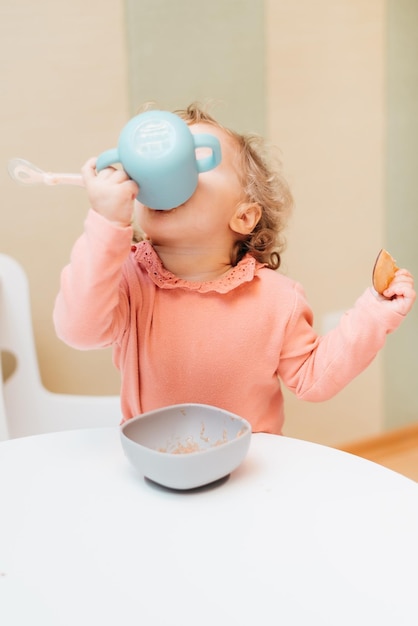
[{"xmin": 132, "ymin": 241, "xmax": 263, "ymax": 294}]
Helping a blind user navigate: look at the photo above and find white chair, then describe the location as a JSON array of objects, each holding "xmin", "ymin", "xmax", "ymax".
[{"xmin": 0, "ymin": 253, "xmax": 121, "ymax": 440}]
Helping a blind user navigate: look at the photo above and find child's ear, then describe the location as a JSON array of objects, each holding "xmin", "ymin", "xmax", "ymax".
[{"xmin": 230, "ymin": 202, "xmax": 262, "ymax": 235}]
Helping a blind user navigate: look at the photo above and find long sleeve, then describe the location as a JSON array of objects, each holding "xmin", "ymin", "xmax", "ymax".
[
  {"xmin": 53, "ymin": 209, "xmax": 134, "ymax": 349},
  {"xmin": 278, "ymin": 283, "xmax": 405, "ymax": 401}
]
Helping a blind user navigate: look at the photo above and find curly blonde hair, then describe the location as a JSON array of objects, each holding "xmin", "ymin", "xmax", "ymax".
[
  {"xmin": 133, "ymin": 102, "xmax": 293, "ymax": 270},
  {"xmin": 174, "ymin": 103, "xmax": 293, "ymax": 270}
]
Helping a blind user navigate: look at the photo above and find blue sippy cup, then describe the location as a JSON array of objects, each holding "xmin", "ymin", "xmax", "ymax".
[{"xmin": 96, "ymin": 110, "xmax": 222, "ymax": 210}]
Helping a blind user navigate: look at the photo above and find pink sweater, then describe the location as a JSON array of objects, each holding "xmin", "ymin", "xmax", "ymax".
[{"xmin": 54, "ymin": 210, "xmax": 405, "ymax": 434}]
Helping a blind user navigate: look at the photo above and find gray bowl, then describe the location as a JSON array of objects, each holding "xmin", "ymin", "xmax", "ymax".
[{"xmin": 120, "ymin": 403, "xmax": 252, "ymax": 490}]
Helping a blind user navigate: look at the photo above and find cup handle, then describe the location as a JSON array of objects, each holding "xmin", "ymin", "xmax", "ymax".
[
  {"xmin": 96, "ymin": 148, "xmax": 121, "ymax": 172},
  {"xmin": 193, "ymin": 134, "xmax": 222, "ymax": 173}
]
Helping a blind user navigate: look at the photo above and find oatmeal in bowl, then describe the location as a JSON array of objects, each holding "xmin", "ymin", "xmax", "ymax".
[{"xmin": 120, "ymin": 403, "xmax": 251, "ymax": 490}]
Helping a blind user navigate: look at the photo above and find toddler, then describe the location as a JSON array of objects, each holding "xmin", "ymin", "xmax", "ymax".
[{"xmin": 54, "ymin": 104, "xmax": 416, "ymax": 434}]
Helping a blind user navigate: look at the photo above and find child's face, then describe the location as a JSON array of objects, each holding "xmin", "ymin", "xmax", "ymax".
[{"xmin": 135, "ymin": 122, "xmax": 246, "ymax": 248}]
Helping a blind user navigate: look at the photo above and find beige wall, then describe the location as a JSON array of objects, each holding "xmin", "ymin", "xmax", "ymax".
[
  {"xmin": 1, "ymin": 1, "xmax": 415, "ymax": 446},
  {"xmin": 1, "ymin": 0, "xmax": 128, "ymax": 395},
  {"xmin": 266, "ymin": 0, "xmax": 386, "ymax": 444}
]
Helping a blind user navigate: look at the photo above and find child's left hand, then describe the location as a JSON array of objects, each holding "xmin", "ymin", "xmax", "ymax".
[{"xmin": 379, "ymin": 269, "xmax": 416, "ymax": 315}]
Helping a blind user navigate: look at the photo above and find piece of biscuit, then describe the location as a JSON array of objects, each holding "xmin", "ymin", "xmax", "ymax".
[{"xmin": 372, "ymin": 249, "xmax": 399, "ymax": 295}]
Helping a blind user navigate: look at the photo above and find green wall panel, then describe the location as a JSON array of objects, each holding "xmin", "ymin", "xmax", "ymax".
[
  {"xmin": 124, "ymin": 0, "xmax": 265, "ymax": 134},
  {"xmin": 385, "ymin": 0, "xmax": 418, "ymax": 428}
]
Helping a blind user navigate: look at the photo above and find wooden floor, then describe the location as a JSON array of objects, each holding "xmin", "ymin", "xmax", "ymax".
[{"xmin": 337, "ymin": 423, "xmax": 418, "ymax": 482}]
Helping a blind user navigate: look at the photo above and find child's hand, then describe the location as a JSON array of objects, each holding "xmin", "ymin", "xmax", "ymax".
[
  {"xmin": 379, "ymin": 269, "xmax": 416, "ymax": 316},
  {"xmin": 82, "ymin": 157, "xmax": 139, "ymax": 227}
]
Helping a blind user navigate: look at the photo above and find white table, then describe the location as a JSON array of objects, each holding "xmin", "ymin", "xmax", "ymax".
[{"xmin": 1, "ymin": 428, "xmax": 417, "ymax": 626}]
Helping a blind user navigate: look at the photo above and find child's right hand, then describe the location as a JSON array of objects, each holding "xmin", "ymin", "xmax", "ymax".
[{"xmin": 82, "ymin": 157, "xmax": 139, "ymax": 227}]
